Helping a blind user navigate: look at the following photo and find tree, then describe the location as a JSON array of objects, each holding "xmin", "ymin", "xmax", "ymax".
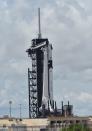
[{"xmin": 61, "ymin": 124, "xmax": 90, "ymax": 131}]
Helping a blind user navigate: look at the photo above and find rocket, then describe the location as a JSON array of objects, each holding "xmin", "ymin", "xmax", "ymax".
[{"xmin": 41, "ymin": 43, "xmax": 53, "ymax": 112}]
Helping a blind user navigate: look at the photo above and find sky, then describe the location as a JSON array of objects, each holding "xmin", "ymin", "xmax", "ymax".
[{"xmin": 0, "ymin": 0, "xmax": 92, "ymax": 118}]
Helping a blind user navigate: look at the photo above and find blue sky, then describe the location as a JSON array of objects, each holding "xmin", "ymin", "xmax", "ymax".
[{"xmin": 0, "ymin": 0, "xmax": 92, "ymax": 118}]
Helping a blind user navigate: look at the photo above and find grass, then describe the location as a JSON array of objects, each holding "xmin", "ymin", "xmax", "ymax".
[{"xmin": 60, "ymin": 124, "xmax": 90, "ymax": 131}]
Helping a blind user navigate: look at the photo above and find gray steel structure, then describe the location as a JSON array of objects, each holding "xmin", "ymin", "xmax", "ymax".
[{"xmin": 26, "ymin": 9, "xmax": 53, "ymax": 118}]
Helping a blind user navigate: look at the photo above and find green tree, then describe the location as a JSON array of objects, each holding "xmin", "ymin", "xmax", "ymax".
[{"xmin": 60, "ymin": 124, "xmax": 90, "ymax": 131}]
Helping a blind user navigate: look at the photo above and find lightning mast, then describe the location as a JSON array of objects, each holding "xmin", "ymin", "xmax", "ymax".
[{"xmin": 38, "ymin": 8, "xmax": 42, "ymax": 39}]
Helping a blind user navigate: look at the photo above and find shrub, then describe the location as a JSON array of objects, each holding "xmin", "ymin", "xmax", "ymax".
[{"xmin": 60, "ymin": 124, "xmax": 90, "ymax": 131}]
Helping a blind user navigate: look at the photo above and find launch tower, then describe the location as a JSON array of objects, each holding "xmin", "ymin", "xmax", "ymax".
[{"xmin": 27, "ymin": 9, "xmax": 53, "ymax": 118}]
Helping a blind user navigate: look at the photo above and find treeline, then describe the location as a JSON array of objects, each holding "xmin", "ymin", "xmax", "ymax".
[{"xmin": 61, "ymin": 124, "xmax": 90, "ymax": 131}]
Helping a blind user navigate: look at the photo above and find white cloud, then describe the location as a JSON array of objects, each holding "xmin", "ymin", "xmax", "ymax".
[
  {"xmin": 0, "ymin": 0, "xmax": 92, "ymax": 117},
  {"xmin": 78, "ymin": 92, "xmax": 92, "ymax": 102}
]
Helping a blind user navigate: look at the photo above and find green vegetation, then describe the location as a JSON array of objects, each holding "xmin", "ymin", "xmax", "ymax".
[{"xmin": 60, "ymin": 124, "xmax": 90, "ymax": 131}]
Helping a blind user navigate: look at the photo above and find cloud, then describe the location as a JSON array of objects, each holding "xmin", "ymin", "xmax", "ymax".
[
  {"xmin": 78, "ymin": 92, "xmax": 92, "ymax": 102},
  {"xmin": 0, "ymin": 0, "xmax": 92, "ymax": 117}
]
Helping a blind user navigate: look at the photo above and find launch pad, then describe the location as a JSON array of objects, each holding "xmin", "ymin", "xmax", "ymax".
[
  {"xmin": 27, "ymin": 38, "xmax": 53, "ymax": 118},
  {"xmin": 26, "ymin": 8, "xmax": 54, "ymax": 118},
  {"xmin": 26, "ymin": 9, "xmax": 73, "ymax": 118}
]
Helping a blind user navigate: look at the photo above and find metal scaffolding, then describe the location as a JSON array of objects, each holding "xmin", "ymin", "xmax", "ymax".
[{"xmin": 28, "ymin": 49, "xmax": 38, "ymax": 118}]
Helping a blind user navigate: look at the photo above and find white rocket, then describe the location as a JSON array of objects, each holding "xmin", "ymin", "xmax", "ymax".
[
  {"xmin": 42, "ymin": 44, "xmax": 53, "ymax": 111},
  {"xmin": 42, "ymin": 46, "xmax": 49, "ymax": 108},
  {"xmin": 38, "ymin": 8, "xmax": 54, "ymax": 112}
]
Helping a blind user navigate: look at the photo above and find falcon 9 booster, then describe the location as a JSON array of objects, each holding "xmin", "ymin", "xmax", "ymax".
[{"xmin": 27, "ymin": 9, "xmax": 53, "ymax": 118}]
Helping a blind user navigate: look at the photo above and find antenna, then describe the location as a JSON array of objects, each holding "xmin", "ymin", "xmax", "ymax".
[{"xmin": 38, "ymin": 8, "xmax": 42, "ymax": 39}]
